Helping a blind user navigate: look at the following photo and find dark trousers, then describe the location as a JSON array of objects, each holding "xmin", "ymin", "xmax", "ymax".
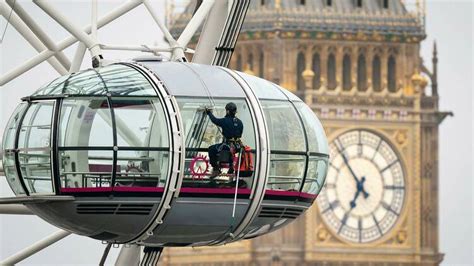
[
  {"xmin": 208, "ymin": 143, "xmax": 233, "ymax": 169},
  {"xmin": 208, "ymin": 144, "xmax": 220, "ymax": 169}
]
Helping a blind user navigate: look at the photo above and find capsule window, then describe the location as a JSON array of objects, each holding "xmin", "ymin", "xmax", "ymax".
[
  {"xmin": 58, "ymin": 97, "xmax": 171, "ymax": 190},
  {"xmin": 261, "ymin": 100, "xmax": 306, "ymax": 192},
  {"xmin": 59, "ymin": 98, "xmax": 113, "ymax": 147},
  {"xmin": 294, "ymin": 102, "xmax": 329, "ymax": 154},
  {"xmin": 2, "ymin": 104, "xmax": 28, "ymax": 195},
  {"xmin": 17, "ymin": 101, "xmax": 55, "ymax": 194},
  {"xmin": 303, "ymin": 156, "xmax": 328, "ymax": 195},
  {"xmin": 112, "ymin": 98, "xmax": 170, "ymax": 188},
  {"xmin": 176, "ymin": 97, "xmax": 256, "ymax": 189},
  {"xmin": 32, "ymin": 64, "xmax": 157, "ymax": 96}
]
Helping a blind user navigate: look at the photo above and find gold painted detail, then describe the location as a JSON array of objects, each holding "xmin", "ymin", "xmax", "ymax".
[
  {"xmin": 395, "ymin": 131, "xmax": 408, "ymax": 145},
  {"xmin": 396, "ymin": 230, "xmax": 408, "ymax": 244},
  {"xmin": 317, "ymin": 227, "xmax": 330, "ymax": 242}
]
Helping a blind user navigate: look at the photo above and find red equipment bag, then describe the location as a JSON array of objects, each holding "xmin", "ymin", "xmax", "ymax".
[{"xmin": 236, "ymin": 146, "xmax": 254, "ymax": 177}]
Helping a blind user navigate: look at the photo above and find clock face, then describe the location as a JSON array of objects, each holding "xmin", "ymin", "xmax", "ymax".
[{"xmin": 317, "ymin": 130, "xmax": 405, "ymax": 243}]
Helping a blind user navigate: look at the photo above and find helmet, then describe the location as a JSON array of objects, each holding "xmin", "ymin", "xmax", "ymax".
[{"xmin": 225, "ymin": 102, "xmax": 237, "ymax": 114}]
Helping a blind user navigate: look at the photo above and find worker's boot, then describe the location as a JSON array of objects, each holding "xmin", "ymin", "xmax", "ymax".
[{"xmin": 209, "ymin": 168, "xmax": 221, "ymax": 178}]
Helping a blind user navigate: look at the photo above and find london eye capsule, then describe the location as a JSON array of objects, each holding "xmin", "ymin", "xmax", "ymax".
[{"xmin": 2, "ymin": 60, "xmax": 329, "ymax": 247}]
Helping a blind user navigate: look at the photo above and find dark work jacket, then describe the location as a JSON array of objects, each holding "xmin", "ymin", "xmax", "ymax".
[{"xmin": 207, "ymin": 112, "xmax": 243, "ymax": 140}]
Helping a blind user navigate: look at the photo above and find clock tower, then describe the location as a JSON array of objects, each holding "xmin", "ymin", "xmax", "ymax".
[{"xmin": 165, "ymin": 0, "xmax": 450, "ymax": 264}]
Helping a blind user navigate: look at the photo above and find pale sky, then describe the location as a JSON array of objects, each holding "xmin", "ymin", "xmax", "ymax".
[{"xmin": 0, "ymin": 1, "xmax": 473, "ymax": 265}]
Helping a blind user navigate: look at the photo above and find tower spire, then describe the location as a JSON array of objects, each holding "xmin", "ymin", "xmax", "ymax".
[{"xmin": 432, "ymin": 40, "xmax": 438, "ymax": 96}]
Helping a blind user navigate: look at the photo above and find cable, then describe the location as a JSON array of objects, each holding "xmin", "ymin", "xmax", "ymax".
[{"xmin": 0, "ymin": 0, "xmax": 16, "ymax": 44}]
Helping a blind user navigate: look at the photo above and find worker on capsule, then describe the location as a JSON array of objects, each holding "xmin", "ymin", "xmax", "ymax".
[{"xmin": 205, "ymin": 102, "xmax": 244, "ymax": 178}]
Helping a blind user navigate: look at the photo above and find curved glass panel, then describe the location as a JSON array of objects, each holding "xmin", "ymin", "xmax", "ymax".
[
  {"xmin": 238, "ymin": 72, "xmax": 287, "ymax": 100},
  {"xmin": 275, "ymin": 84, "xmax": 302, "ymax": 102},
  {"xmin": 112, "ymin": 98, "xmax": 170, "ymax": 188},
  {"xmin": 143, "ymin": 62, "xmax": 245, "ymax": 98},
  {"xmin": 268, "ymin": 154, "xmax": 305, "ymax": 191},
  {"xmin": 59, "ymin": 98, "xmax": 113, "ymax": 147},
  {"xmin": 2, "ymin": 104, "xmax": 28, "ymax": 195},
  {"xmin": 58, "ymin": 97, "xmax": 170, "ymax": 190},
  {"xmin": 294, "ymin": 102, "xmax": 329, "ymax": 154},
  {"xmin": 176, "ymin": 97, "xmax": 256, "ymax": 190},
  {"xmin": 261, "ymin": 100, "xmax": 306, "ymax": 192},
  {"xmin": 32, "ymin": 74, "xmax": 71, "ymax": 96},
  {"xmin": 303, "ymin": 156, "xmax": 328, "ymax": 195},
  {"xmin": 261, "ymin": 100, "xmax": 306, "ymax": 152},
  {"xmin": 18, "ymin": 102, "xmax": 55, "ymax": 194},
  {"xmin": 32, "ymin": 64, "xmax": 156, "ymax": 96}
]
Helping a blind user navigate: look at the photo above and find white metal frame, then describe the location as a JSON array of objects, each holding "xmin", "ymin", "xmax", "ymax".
[{"xmin": 0, "ymin": 0, "xmax": 249, "ymax": 86}]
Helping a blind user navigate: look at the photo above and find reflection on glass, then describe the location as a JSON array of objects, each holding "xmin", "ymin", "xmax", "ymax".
[
  {"xmin": 115, "ymin": 150, "xmax": 169, "ymax": 187},
  {"xmin": 32, "ymin": 64, "xmax": 156, "ymax": 96},
  {"xmin": 60, "ymin": 150, "xmax": 113, "ymax": 189},
  {"xmin": 2, "ymin": 104, "xmax": 27, "ymax": 149},
  {"xmin": 59, "ymin": 98, "xmax": 113, "ymax": 147},
  {"xmin": 3, "ymin": 151, "xmax": 25, "ymax": 195},
  {"xmin": 19, "ymin": 150, "xmax": 52, "ymax": 194},
  {"xmin": 261, "ymin": 100, "xmax": 306, "ymax": 152},
  {"xmin": 268, "ymin": 154, "xmax": 305, "ymax": 191},
  {"xmin": 176, "ymin": 97, "xmax": 256, "ymax": 189},
  {"xmin": 303, "ymin": 156, "xmax": 328, "ymax": 194},
  {"xmin": 2, "ymin": 104, "xmax": 28, "ymax": 195},
  {"xmin": 112, "ymin": 98, "xmax": 168, "ymax": 147},
  {"xmin": 18, "ymin": 102, "xmax": 54, "ymax": 194},
  {"xmin": 294, "ymin": 102, "xmax": 329, "ymax": 154}
]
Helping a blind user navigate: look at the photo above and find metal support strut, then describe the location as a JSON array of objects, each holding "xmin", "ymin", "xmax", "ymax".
[{"xmin": 0, "ymin": 230, "xmax": 71, "ymax": 265}]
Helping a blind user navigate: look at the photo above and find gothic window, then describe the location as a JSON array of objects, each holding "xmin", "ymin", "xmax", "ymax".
[
  {"xmin": 343, "ymin": 54, "xmax": 352, "ymax": 91},
  {"xmin": 357, "ymin": 54, "xmax": 367, "ymax": 91},
  {"xmin": 383, "ymin": 0, "xmax": 389, "ymax": 9},
  {"xmin": 248, "ymin": 53, "xmax": 254, "ymax": 71},
  {"xmin": 372, "ymin": 55, "xmax": 382, "ymax": 92},
  {"xmin": 356, "ymin": 0, "xmax": 363, "ymax": 8},
  {"xmin": 236, "ymin": 54, "xmax": 242, "ymax": 71},
  {"xmin": 312, "ymin": 53, "xmax": 321, "ymax": 90},
  {"xmin": 259, "ymin": 51, "xmax": 265, "ymax": 78},
  {"xmin": 388, "ymin": 55, "xmax": 397, "ymax": 92},
  {"xmin": 327, "ymin": 53, "xmax": 337, "ymax": 90},
  {"xmin": 326, "ymin": 0, "xmax": 332, "ymax": 7},
  {"xmin": 297, "ymin": 52, "xmax": 306, "ymax": 91},
  {"xmin": 261, "ymin": 0, "xmax": 265, "ymax": 5},
  {"xmin": 300, "ymin": 0, "xmax": 306, "ymax": 5}
]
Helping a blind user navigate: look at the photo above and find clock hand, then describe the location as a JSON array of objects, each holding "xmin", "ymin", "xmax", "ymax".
[
  {"xmin": 350, "ymin": 189, "xmax": 361, "ymax": 209},
  {"xmin": 359, "ymin": 176, "xmax": 370, "ymax": 198},
  {"xmin": 341, "ymin": 152, "xmax": 361, "ymax": 185}
]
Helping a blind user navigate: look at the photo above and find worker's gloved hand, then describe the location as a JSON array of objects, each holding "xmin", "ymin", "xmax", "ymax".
[{"xmin": 204, "ymin": 107, "xmax": 212, "ymax": 114}]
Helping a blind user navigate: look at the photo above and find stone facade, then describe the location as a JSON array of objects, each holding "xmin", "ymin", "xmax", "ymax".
[{"xmin": 164, "ymin": 0, "xmax": 449, "ymax": 264}]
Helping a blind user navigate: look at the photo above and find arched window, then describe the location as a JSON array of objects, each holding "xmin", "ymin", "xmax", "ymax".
[
  {"xmin": 248, "ymin": 53, "xmax": 254, "ymax": 71},
  {"xmin": 236, "ymin": 54, "xmax": 242, "ymax": 71},
  {"xmin": 297, "ymin": 52, "xmax": 306, "ymax": 91},
  {"xmin": 383, "ymin": 0, "xmax": 389, "ymax": 9},
  {"xmin": 372, "ymin": 55, "xmax": 382, "ymax": 92},
  {"xmin": 357, "ymin": 54, "xmax": 367, "ymax": 91},
  {"xmin": 312, "ymin": 53, "xmax": 321, "ymax": 90},
  {"xmin": 342, "ymin": 54, "xmax": 352, "ymax": 91},
  {"xmin": 327, "ymin": 53, "xmax": 336, "ymax": 90},
  {"xmin": 356, "ymin": 0, "xmax": 363, "ymax": 7},
  {"xmin": 259, "ymin": 51, "xmax": 265, "ymax": 78},
  {"xmin": 326, "ymin": 0, "xmax": 332, "ymax": 7},
  {"xmin": 261, "ymin": 0, "xmax": 265, "ymax": 5},
  {"xmin": 300, "ymin": 0, "xmax": 306, "ymax": 5},
  {"xmin": 388, "ymin": 55, "xmax": 397, "ymax": 92}
]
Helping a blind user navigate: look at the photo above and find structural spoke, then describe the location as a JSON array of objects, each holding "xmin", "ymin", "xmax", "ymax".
[{"xmin": 0, "ymin": 230, "xmax": 71, "ymax": 265}]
